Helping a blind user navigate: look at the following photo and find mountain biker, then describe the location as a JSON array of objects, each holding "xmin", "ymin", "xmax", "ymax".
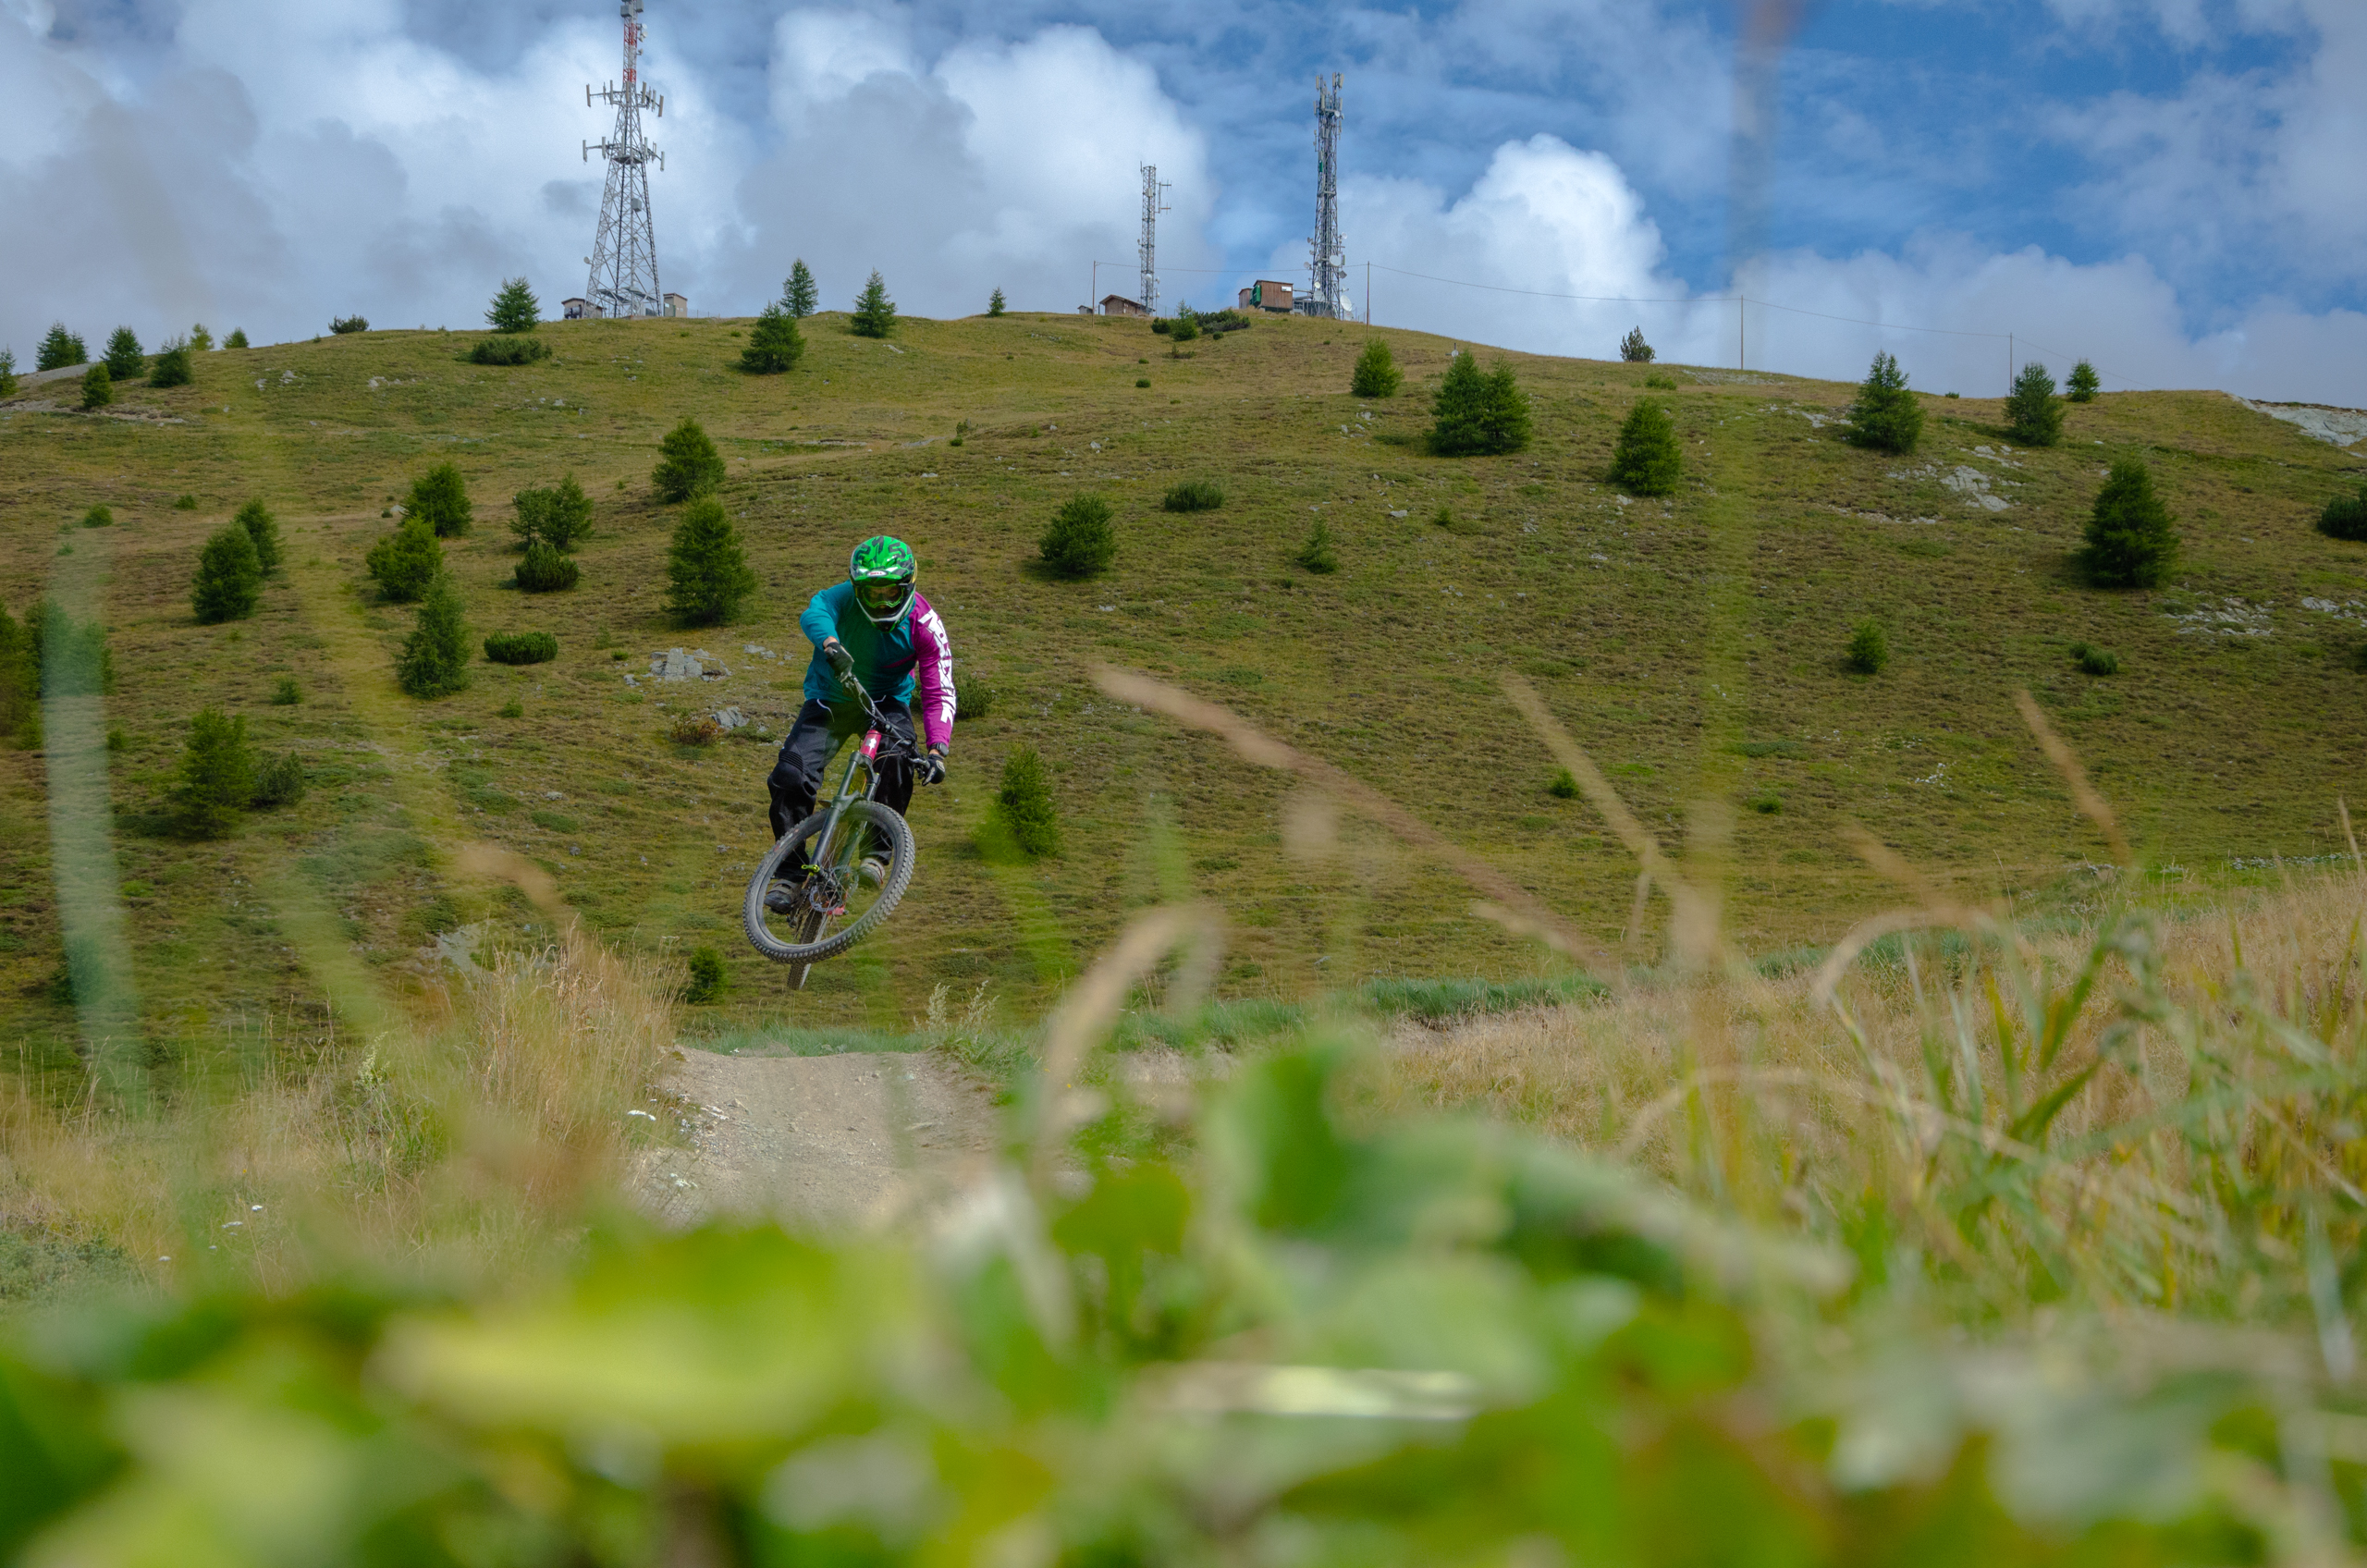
[{"xmin": 764, "ymin": 535, "xmax": 955, "ymax": 909}]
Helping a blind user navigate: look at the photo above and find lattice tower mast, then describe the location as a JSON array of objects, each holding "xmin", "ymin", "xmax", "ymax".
[
  {"xmin": 1138, "ymin": 165, "xmax": 1171, "ymax": 314},
  {"xmin": 1304, "ymin": 73, "xmax": 1349, "ymax": 320},
  {"xmin": 583, "ymin": 0, "xmax": 666, "ymax": 318}
]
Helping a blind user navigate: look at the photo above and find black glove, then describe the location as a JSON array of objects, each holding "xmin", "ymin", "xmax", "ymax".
[
  {"xmin": 915, "ymin": 746, "xmax": 947, "ymax": 786},
  {"xmin": 821, "ymin": 638, "xmax": 855, "ymax": 681}
]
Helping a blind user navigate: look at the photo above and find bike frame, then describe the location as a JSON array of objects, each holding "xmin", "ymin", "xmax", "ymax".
[{"xmin": 804, "ymin": 680, "xmax": 914, "ymax": 880}]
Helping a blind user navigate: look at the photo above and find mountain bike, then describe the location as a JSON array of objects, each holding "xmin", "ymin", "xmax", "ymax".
[{"xmin": 742, "ymin": 673, "xmax": 919, "ymax": 989}]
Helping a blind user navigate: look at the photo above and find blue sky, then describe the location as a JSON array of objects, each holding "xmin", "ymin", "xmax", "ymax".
[{"xmin": 4, "ymin": 0, "xmax": 2361, "ymax": 399}]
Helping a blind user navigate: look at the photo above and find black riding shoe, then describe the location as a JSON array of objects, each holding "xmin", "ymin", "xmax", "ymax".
[{"xmin": 763, "ymin": 877, "xmax": 799, "ymax": 913}]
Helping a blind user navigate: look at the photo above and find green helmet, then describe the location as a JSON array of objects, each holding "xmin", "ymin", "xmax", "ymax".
[{"xmin": 848, "ymin": 535, "xmax": 916, "ymax": 625}]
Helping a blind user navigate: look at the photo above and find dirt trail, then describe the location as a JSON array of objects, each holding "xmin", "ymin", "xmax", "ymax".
[{"xmin": 635, "ymin": 1047, "xmax": 1000, "ymax": 1232}]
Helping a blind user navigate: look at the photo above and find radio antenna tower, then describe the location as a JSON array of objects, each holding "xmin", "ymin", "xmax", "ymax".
[
  {"xmin": 582, "ymin": 0, "xmax": 666, "ymax": 318},
  {"xmin": 1303, "ymin": 73, "xmax": 1349, "ymax": 320},
  {"xmin": 1137, "ymin": 165, "xmax": 1171, "ymax": 314}
]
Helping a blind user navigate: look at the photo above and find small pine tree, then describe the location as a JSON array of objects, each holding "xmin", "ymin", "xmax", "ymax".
[
  {"xmin": 1039, "ymin": 495, "xmax": 1115, "ymax": 578},
  {"xmin": 1296, "ymin": 518, "xmax": 1341, "ymax": 573},
  {"xmin": 365, "ymin": 520, "xmax": 443, "ymax": 603},
  {"xmin": 652, "ymin": 416, "xmax": 727, "ymax": 501},
  {"xmin": 173, "ymin": 708, "xmax": 255, "ymax": 839},
  {"xmin": 851, "ymin": 270, "xmax": 897, "ymax": 337},
  {"xmin": 1350, "ymin": 338, "xmax": 1402, "ymax": 398},
  {"xmin": 38, "ymin": 324, "xmax": 87, "ymax": 372},
  {"xmin": 403, "ymin": 462, "xmax": 472, "ymax": 537},
  {"xmin": 2005, "ymin": 361, "xmax": 2064, "ymax": 447},
  {"xmin": 784, "ymin": 260, "xmax": 818, "ymax": 319},
  {"xmin": 190, "ymin": 325, "xmax": 214, "ymax": 352},
  {"xmin": 190, "ymin": 526, "xmax": 263, "ymax": 623},
  {"xmin": 0, "ymin": 348, "xmax": 15, "ymax": 398},
  {"xmin": 1843, "ymin": 351, "xmax": 1924, "ymax": 454},
  {"xmin": 225, "ymin": 328, "xmax": 250, "ymax": 349},
  {"xmin": 396, "ymin": 574, "xmax": 472, "ymax": 698},
  {"xmin": 512, "ymin": 473, "xmax": 595, "ymax": 550},
  {"xmin": 80, "ymin": 363, "xmax": 113, "ymax": 411},
  {"xmin": 1429, "ymin": 355, "xmax": 1532, "ymax": 455},
  {"xmin": 2080, "ymin": 460, "xmax": 2178, "ymax": 588},
  {"xmin": 2318, "ymin": 484, "xmax": 2367, "ymax": 543},
  {"xmin": 1167, "ymin": 312, "xmax": 1200, "ymax": 350},
  {"xmin": 2067, "ymin": 360, "xmax": 2102, "ymax": 403},
  {"xmin": 996, "ymin": 744, "xmax": 1061, "ymax": 858},
  {"xmin": 251, "ymin": 752, "xmax": 306, "ymax": 808},
  {"xmin": 664, "ymin": 499, "xmax": 759, "ymax": 625},
  {"xmin": 1606, "ymin": 398, "xmax": 1682, "ymax": 496},
  {"xmin": 987, "ymin": 287, "xmax": 1007, "ymax": 317},
  {"xmin": 1845, "ymin": 621, "xmax": 1889, "ymax": 675},
  {"xmin": 148, "ymin": 337, "xmax": 193, "ymax": 388},
  {"xmin": 514, "ymin": 540, "xmax": 582, "ymax": 593},
  {"xmin": 329, "ymin": 315, "xmax": 368, "ymax": 335},
  {"xmin": 739, "ymin": 301, "xmax": 805, "ymax": 374},
  {"xmin": 233, "ymin": 499, "xmax": 281, "ymax": 574},
  {"xmin": 682, "ymin": 947, "xmax": 728, "ymax": 1004},
  {"xmin": 103, "ymin": 326, "xmax": 145, "ymax": 381},
  {"xmin": 485, "ymin": 276, "xmax": 541, "ymax": 334},
  {"xmin": 1619, "ymin": 326, "xmax": 1655, "ymax": 363}
]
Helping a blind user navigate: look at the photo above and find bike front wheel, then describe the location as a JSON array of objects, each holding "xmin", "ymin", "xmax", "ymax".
[{"xmin": 742, "ymin": 799, "xmax": 917, "ymax": 972}]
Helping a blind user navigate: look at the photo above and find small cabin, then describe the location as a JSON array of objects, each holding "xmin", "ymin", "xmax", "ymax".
[
  {"xmin": 1099, "ymin": 294, "xmax": 1148, "ymax": 318},
  {"xmin": 1240, "ymin": 279, "xmax": 1294, "ymax": 312},
  {"xmin": 560, "ymin": 297, "xmax": 592, "ymax": 320},
  {"xmin": 662, "ymin": 293, "xmax": 690, "ymax": 318}
]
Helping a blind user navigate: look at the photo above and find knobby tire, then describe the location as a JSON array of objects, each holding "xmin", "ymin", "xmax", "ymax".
[{"xmin": 742, "ymin": 799, "xmax": 916, "ymax": 968}]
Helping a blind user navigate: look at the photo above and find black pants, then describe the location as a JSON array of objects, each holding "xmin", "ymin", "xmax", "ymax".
[{"xmin": 767, "ymin": 697, "xmax": 917, "ymax": 847}]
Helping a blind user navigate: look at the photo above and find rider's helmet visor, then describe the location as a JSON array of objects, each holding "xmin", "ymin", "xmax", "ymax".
[{"xmin": 856, "ymin": 581, "xmax": 906, "ymax": 612}]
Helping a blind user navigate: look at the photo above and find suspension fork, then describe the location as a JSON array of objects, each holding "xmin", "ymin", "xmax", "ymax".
[{"xmin": 810, "ymin": 728, "xmax": 885, "ymax": 871}]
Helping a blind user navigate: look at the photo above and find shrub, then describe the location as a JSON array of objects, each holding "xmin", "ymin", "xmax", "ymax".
[
  {"xmin": 1150, "ymin": 319, "xmax": 1171, "ymax": 336},
  {"xmin": 499, "ymin": 699, "xmax": 524, "ymax": 718},
  {"xmin": 191, "ymin": 526, "xmax": 263, "ymax": 624},
  {"xmin": 329, "ymin": 315, "xmax": 368, "ymax": 335},
  {"xmin": 172, "ymin": 707, "xmax": 254, "ymax": 839},
  {"xmin": 2005, "ymin": 361, "xmax": 2064, "ymax": 447},
  {"xmin": 173, "ymin": 494, "xmax": 198, "ymax": 509},
  {"xmin": 468, "ymin": 336, "xmax": 549, "ymax": 366},
  {"xmin": 851, "ymin": 270, "xmax": 897, "ymax": 337},
  {"xmin": 987, "ymin": 287, "xmax": 1007, "ymax": 317},
  {"xmin": 485, "ymin": 276, "xmax": 541, "ymax": 334},
  {"xmin": 2315, "ymin": 484, "xmax": 2367, "ymax": 543},
  {"xmin": 484, "ymin": 631, "xmax": 558, "ymax": 666},
  {"xmin": 1135, "ymin": 377, "xmax": 1150, "ymax": 387},
  {"xmin": 1161, "ymin": 480, "xmax": 1223, "ymax": 513},
  {"xmin": 652, "ymin": 416, "xmax": 726, "ymax": 502},
  {"xmin": 514, "ymin": 540, "xmax": 581, "ymax": 593},
  {"xmin": 783, "ymin": 259, "xmax": 817, "ymax": 319},
  {"xmin": 669, "ymin": 714, "xmax": 722, "ymax": 746},
  {"xmin": 1548, "ymin": 767, "xmax": 1579, "ymax": 799},
  {"xmin": 2069, "ymin": 642, "xmax": 2120, "ymax": 676},
  {"xmin": 365, "ymin": 520, "xmax": 443, "ymax": 603},
  {"xmin": 234, "ymin": 498, "xmax": 281, "ymax": 574},
  {"xmin": 1350, "ymin": 339, "xmax": 1402, "ymax": 398},
  {"xmin": 103, "ymin": 326, "xmax": 145, "ymax": 380},
  {"xmin": 406, "ymin": 462, "xmax": 473, "ymax": 537},
  {"xmin": 1429, "ymin": 354, "xmax": 1531, "ymax": 455},
  {"xmin": 271, "ymin": 676, "xmax": 301, "ymax": 704},
  {"xmin": 396, "ymin": 575, "xmax": 472, "ymax": 698},
  {"xmin": 512, "ymin": 473, "xmax": 595, "ymax": 550},
  {"xmin": 738, "ymin": 301, "xmax": 804, "ymax": 374},
  {"xmin": 682, "ymin": 947, "xmax": 728, "ymax": 1004},
  {"xmin": 1167, "ymin": 312, "xmax": 1200, "ymax": 349},
  {"xmin": 80, "ymin": 363, "xmax": 113, "ymax": 411},
  {"xmin": 954, "ymin": 681, "xmax": 995, "ymax": 721},
  {"xmin": 37, "ymin": 324, "xmax": 86, "ymax": 372},
  {"xmin": 1620, "ymin": 326, "xmax": 1655, "ymax": 363},
  {"xmin": 148, "ymin": 337, "xmax": 193, "ymax": 388},
  {"xmin": 996, "ymin": 744, "xmax": 1060, "ymax": 857},
  {"xmin": 1039, "ymin": 495, "xmax": 1115, "ymax": 578},
  {"xmin": 251, "ymin": 751, "xmax": 306, "ymax": 809},
  {"xmin": 1607, "ymin": 398, "xmax": 1682, "ymax": 496},
  {"xmin": 2067, "ymin": 360, "xmax": 2102, "ymax": 402},
  {"xmin": 2081, "ymin": 460, "xmax": 2178, "ymax": 588},
  {"xmin": 1845, "ymin": 621, "xmax": 1889, "ymax": 675},
  {"xmin": 1296, "ymin": 518, "xmax": 1340, "ymax": 574},
  {"xmin": 225, "ymin": 328, "xmax": 249, "ymax": 349},
  {"xmin": 80, "ymin": 505, "xmax": 114, "ymax": 529},
  {"xmin": 1843, "ymin": 350, "xmax": 1923, "ymax": 453},
  {"xmin": 664, "ymin": 499, "xmax": 759, "ymax": 626}
]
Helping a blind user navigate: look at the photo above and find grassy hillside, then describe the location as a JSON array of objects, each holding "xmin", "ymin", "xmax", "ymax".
[{"xmin": 4, "ymin": 308, "xmax": 2364, "ymax": 1072}]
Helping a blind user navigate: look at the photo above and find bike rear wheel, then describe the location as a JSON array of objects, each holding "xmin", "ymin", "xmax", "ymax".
[{"xmin": 742, "ymin": 799, "xmax": 917, "ymax": 978}]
